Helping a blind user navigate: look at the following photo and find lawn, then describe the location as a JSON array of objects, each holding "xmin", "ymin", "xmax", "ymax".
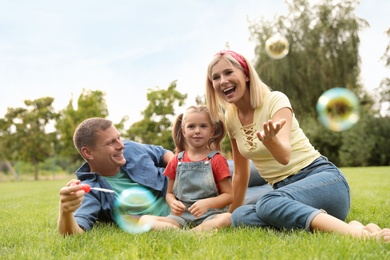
[{"xmin": 0, "ymin": 167, "xmax": 389, "ymax": 259}]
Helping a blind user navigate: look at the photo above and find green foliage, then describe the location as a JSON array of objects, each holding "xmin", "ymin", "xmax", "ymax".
[
  {"xmin": 301, "ymin": 113, "xmax": 390, "ymax": 167},
  {"xmin": 250, "ymin": 0, "xmax": 369, "ymax": 118},
  {"xmin": 55, "ymin": 89, "xmax": 112, "ymax": 164},
  {"xmin": 0, "ymin": 158, "xmax": 73, "ymax": 181},
  {"xmin": 126, "ymin": 81, "xmax": 187, "ymax": 151},
  {"xmin": 245, "ymin": 0, "xmax": 390, "ymax": 166},
  {"xmin": 300, "ymin": 116, "xmax": 343, "ymax": 165},
  {"xmin": 374, "ymin": 28, "xmax": 390, "ymax": 116},
  {"xmin": 0, "ymin": 97, "xmax": 58, "ymax": 180},
  {"xmin": 0, "ymin": 168, "xmax": 389, "ymax": 259},
  {"xmin": 1, "ymin": 0, "xmax": 388, "ymax": 179},
  {"xmin": 220, "ymin": 135, "xmax": 232, "ymax": 159},
  {"xmin": 339, "ymin": 115, "xmax": 390, "ymax": 166}
]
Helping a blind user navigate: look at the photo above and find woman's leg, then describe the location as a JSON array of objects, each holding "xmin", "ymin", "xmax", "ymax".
[
  {"xmin": 233, "ymin": 157, "xmax": 350, "ymax": 229},
  {"xmin": 232, "ymin": 157, "xmax": 390, "ymax": 242},
  {"xmin": 348, "ymin": 220, "xmax": 381, "ymax": 233},
  {"xmin": 256, "ymin": 160, "xmax": 350, "ymax": 230},
  {"xmin": 231, "ymin": 204, "xmax": 270, "ymax": 227},
  {"xmin": 311, "ymin": 213, "xmax": 390, "ymax": 242}
]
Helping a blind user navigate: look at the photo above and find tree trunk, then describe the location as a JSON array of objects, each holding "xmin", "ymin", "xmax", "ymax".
[
  {"xmin": 4, "ymin": 160, "xmax": 19, "ymax": 181},
  {"xmin": 34, "ymin": 162, "xmax": 39, "ymax": 180}
]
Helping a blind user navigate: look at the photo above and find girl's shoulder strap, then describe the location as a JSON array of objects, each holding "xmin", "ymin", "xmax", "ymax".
[
  {"xmin": 207, "ymin": 150, "xmax": 219, "ymax": 160},
  {"xmin": 178, "ymin": 150, "xmax": 219, "ymax": 163},
  {"xmin": 177, "ymin": 151, "xmax": 185, "ymax": 161}
]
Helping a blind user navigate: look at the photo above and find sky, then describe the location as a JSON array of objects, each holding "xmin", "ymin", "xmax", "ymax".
[{"xmin": 1, "ymin": 0, "xmax": 389, "ymax": 127}]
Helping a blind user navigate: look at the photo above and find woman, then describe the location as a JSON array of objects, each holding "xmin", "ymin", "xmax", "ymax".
[{"xmin": 205, "ymin": 49, "xmax": 389, "ymax": 242}]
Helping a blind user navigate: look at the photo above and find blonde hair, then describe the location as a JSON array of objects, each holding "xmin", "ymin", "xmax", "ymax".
[
  {"xmin": 205, "ymin": 51, "xmax": 271, "ymax": 123},
  {"xmin": 172, "ymin": 105, "xmax": 226, "ymax": 154}
]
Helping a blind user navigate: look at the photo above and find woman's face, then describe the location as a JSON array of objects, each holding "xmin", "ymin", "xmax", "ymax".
[{"xmin": 210, "ymin": 58, "xmax": 249, "ymax": 104}]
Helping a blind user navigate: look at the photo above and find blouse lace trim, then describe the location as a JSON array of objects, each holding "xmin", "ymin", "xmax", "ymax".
[{"xmin": 241, "ymin": 123, "xmax": 257, "ymax": 151}]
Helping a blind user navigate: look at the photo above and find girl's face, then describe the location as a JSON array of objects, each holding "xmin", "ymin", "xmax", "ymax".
[
  {"xmin": 182, "ymin": 112, "xmax": 214, "ymax": 150},
  {"xmin": 210, "ymin": 58, "xmax": 249, "ymax": 104}
]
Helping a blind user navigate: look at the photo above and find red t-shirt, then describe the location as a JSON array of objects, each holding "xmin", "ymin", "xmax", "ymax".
[{"xmin": 164, "ymin": 151, "xmax": 231, "ymax": 190}]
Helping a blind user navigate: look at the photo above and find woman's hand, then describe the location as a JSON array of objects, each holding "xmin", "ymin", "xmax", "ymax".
[{"xmin": 256, "ymin": 119, "xmax": 287, "ymax": 143}]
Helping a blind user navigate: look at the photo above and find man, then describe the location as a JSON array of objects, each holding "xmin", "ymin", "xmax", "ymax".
[{"xmin": 57, "ymin": 117, "xmax": 174, "ymax": 235}]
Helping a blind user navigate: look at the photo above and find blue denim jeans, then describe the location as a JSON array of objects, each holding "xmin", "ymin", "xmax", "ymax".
[{"xmin": 231, "ymin": 156, "xmax": 350, "ymax": 231}]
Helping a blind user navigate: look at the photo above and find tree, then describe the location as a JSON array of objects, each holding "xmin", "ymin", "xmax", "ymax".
[
  {"xmin": 55, "ymin": 89, "xmax": 112, "ymax": 165},
  {"xmin": 246, "ymin": 0, "xmax": 390, "ymax": 165},
  {"xmin": 0, "ymin": 97, "xmax": 58, "ymax": 180},
  {"xmin": 126, "ymin": 81, "xmax": 187, "ymax": 151},
  {"xmin": 339, "ymin": 115, "xmax": 390, "ymax": 166},
  {"xmin": 374, "ymin": 28, "xmax": 390, "ymax": 117},
  {"xmin": 0, "ymin": 117, "xmax": 19, "ymax": 180},
  {"xmin": 249, "ymin": 0, "xmax": 369, "ymax": 118}
]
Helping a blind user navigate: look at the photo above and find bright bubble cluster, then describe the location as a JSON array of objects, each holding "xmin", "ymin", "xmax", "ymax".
[
  {"xmin": 265, "ymin": 34, "xmax": 290, "ymax": 59},
  {"xmin": 114, "ymin": 186, "xmax": 156, "ymax": 234},
  {"xmin": 316, "ymin": 87, "xmax": 360, "ymax": 132}
]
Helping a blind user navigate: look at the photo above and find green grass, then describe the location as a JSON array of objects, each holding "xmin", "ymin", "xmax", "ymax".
[{"xmin": 0, "ymin": 167, "xmax": 389, "ymax": 259}]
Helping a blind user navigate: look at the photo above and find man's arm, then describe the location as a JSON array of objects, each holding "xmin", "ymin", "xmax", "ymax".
[{"xmin": 162, "ymin": 150, "xmax": 174, "ymax": 167}]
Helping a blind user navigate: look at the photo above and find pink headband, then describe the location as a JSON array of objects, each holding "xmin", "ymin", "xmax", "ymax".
[{"xmin": 216, "ymin": 50, "xmax": 249, "ymax": 76}]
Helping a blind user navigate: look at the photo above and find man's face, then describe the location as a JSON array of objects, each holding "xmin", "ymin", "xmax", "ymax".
[{"xmin": 87, "ymin": 125, "xmax": 126, "ymax": 175}]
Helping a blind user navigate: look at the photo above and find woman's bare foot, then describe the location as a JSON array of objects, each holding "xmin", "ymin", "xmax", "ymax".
[
  {"xmin": 362, "ymin": 223, "xmax": 381, "ymax": 233},
  {"xmin": 348, "ymin": 220, "xmax": 365, "ymax": 228},
  {"xmin": 349, "ymin": 220, "xmax": 389, "ymax": 243},
  {"xmin": 362, "ymin": 228, "xmax": 390, "ymax": 243}
]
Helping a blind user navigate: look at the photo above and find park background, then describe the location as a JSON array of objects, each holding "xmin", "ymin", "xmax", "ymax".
[
  {"xmin": 0, "ymin": 0, "xmax": 389, "ymax": 181},
  {"xmin": 0, "ymin": 1, "xmax": 389, "ymax": 259}
]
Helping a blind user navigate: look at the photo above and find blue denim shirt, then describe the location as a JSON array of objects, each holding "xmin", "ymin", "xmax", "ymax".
[{"xmin": 74, "ymin": 140, "xmax": 169, "ymax": 231}]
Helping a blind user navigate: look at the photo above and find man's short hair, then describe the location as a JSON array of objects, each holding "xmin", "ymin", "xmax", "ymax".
[{"xmin": 73, "ymin": 117, "xmax": 113, "ymax": 153}]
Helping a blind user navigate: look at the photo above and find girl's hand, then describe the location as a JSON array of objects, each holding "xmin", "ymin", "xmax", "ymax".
[
  {"xmin": 170, "ymin": 200, "xmax": 186, "ymax": 216},
  {"xmin": 188, "ymin": 200, "xmax": 209, "ymax": 218},
  {"xmin": 256, "ymin": 119, "xmax": 287, "ymax": 143}
]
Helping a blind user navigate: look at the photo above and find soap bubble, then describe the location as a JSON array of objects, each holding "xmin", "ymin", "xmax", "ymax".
[
  {"xmin": 265, "ymin": 34, "xmax": 289, "ymax": 59},
  {"xmin": 316, "ymin": 87, "xmax": 360, "ymax": 132},
  {"xmin": 114, "ymin": 186, "xmax": 156, "ymax": 234}
]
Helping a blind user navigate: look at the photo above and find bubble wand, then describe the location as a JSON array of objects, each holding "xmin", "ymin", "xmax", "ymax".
[{"xmin": 80, "ymin": 184, "xmax": 114, "ymax": 193}]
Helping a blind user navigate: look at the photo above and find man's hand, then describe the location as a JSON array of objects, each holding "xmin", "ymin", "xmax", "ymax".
[
  {"xmin": 57, "ymin": 179, "xmax": 86, "ymax": 235},
  {"xmin": 59, "ymin": 179, "xmax": 85, "ymax": 214}
]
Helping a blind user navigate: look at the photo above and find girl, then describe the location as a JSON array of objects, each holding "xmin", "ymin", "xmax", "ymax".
[
  {"xmin": 205, "ymin": 49, "xmax": 390, "ymax": 242},
  {"xmin": 139, "ymin": 105, "xmax": 232, "ymax": 232}
]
